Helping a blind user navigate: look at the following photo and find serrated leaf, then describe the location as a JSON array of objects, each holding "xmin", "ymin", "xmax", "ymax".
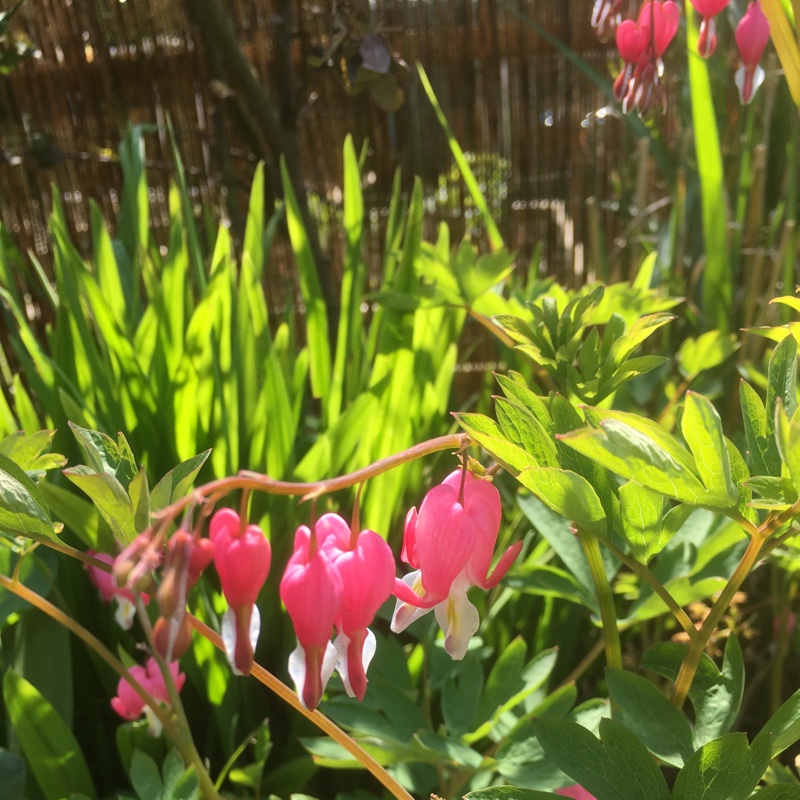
[
  {"xmin": 768, "ymin": 335, "xmax": 798, "ymax": 434},
  {"xmin": 672, "ymin": 733, "xmax": 771, "ymax": 800},
  {"xmin": 605, "ymin": 668, "xmax": 694, "ymax": 767},
  {"xmin": 681, "ymin": 392, "xmax": 738, "ymax": 505},
  {"xmin": 531, "ymin": 717, "xmax": 671, "ymax": 800}
]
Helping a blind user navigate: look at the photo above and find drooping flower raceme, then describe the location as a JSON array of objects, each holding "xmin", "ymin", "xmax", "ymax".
[
  {"xmin": 735, "ymin": 1, "xmax": 771, "ymax": 104},
  {"xmin": 319, "ymin": 513, "xmax": 396, "ymax": 701},
  {"xmin": 391, "ymin": 469, "xmax": 523, "ymax": 660},
  {"xmin": 87, "ymin": 551, "xmax": 149, "ymax": 630},
  {"xmin": 211, "ymin": 508, "xmax": 272, "ymax": 676},
  {"xmin": 280, "ymin": 521, "xmax": 343, "ymax": 710},
  {"xmin": 613, "ymin": 1, "xmax": 681, "ymax": 115},
  {"xmin": 111, "ymin": 656, "xmax": 186, "ymax": 736}
]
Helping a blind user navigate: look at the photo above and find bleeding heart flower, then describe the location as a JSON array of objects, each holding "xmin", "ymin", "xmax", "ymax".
[
  {"xmin": 110, "ymin": 656, "xmax": 185, "ymax": 736},
  {"xmin": 735, "ymin": 1, "xmax": 771, "ymax": 103},
  {"xmin": 638, "ymin": 1, "xmax": 681, "ymax": 58},
  {"xmin": 211, "ymin": 508, "xmax": 272, "ymax": 676},
  {"xmin": 689, "ymin": 0, "xmax": 731, "ymax": 57},
  {"xmin": 391, "ymin": 469, "xmax": 522, "ymax": 660},
  {"xmin": 318, "ymin": 513, "xmax": 396, "ymax": 701},
  {"xmin": 592, "ymin": 0, "xmax": 624, "ymax": 42},
  {"xmin": 280, "ymin": 523, "xmax": 342, "ymax": 710}
]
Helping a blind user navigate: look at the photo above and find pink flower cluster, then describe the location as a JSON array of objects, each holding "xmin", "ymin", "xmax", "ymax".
[
  {"xmin": 92, "ymin": 467, "xmax": 522, "ymax": 719},
  {"xmin": 593, "ymin": 0, "xmax": 771, "ymax": 111}
]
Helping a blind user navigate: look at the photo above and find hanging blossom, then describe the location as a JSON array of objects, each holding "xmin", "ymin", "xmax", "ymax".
[
  {"xmin": 280, "ymin": 513, "xmax": 397, "ymax": 709},
  {"xmin": 391, "ymin": 469, "xmax": 523, "ymax": 660},
  {"xmin": 111, "ymin": 656, "xmax": 186, "ymax": 736},
  {"xmin": 689, "ymin": 0, "xmax": 731, "ymax": 58},
  {"xmin": 592, "ymin": 0, "xmax": 624, "ymax": 42},
  {"xmin": 87, "ymin": 551, "xmax": 150, "ymax": 630},
  {"xmin": 613, "ymin": 1, "xmax": 681, "ymax": 115},
  {"xmin": 211, "ymin": 508, "xmax": 272, "ymax": 676},
  {"xmin": 735, "ymin": 1, "xmax": 771, "ymax": 104}
]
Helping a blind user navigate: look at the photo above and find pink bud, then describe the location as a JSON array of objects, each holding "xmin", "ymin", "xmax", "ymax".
[
  {"xmin": 689, "ymin": 0, "xmax": 730, "ymax": 16},
  {"xmin": 87, "ymin": 551, "xmax": 149, "ymax": 630}
]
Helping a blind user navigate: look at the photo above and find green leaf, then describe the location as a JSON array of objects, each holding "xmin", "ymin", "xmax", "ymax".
[
  {"xmin": 609, "ymin": 312, "xmax": 675, "ymax": 364},
  {"xmin": 605, "ymin": 668, "xmax": 694, "ymax": 767},
  {"xmin": 39, "ymin": 481, "xmax": 112, "ymax": 551},
  {"xmin": 150, "ymin": 450, "xmax": 211, "ymax": 512},
  {"xmin": 442, "ymin": 655, "xmax": 484, "ymax": 737},
  {"xmin": 680, "ymin": 392, "xmax": 738, "ymax": 504},
  {"xmin": 417, "ymin": 65, "xmax": 504, "ymax": 251},
  {"xmin": 672, "ymin": 732, "xmax": 771, "ymax": 800},
  {"xmin": 678, "ymin": 331, "xmax": 737, "ymax": 380},
  {"xmin": 516, "ymin": 467, "xmax": 607, "ymax": 537},
  {"xmin": 495, "ymin": 397, "xmax": 559, "ymax": 469},
  {"xmin": 643, "ymin": 636, "xmax": 748, "ymax": 747},
  {"xmin": 130, "ymin": 750, "xmax": 162, "ymax": 799},
  {"xmin": 280, "ymin": 157, "xmax": 331, "ymax": 407},
  {"xmin": 63, "ymin": 466, "xmax": 137, "ymax": 543},
  {"xmin": 755, "ymin": 684, "xmax": 800, "ymax": 756},
  {"xmin": 129, "ymin": 467, "xmax": 150, "ymax": 534},
  {"xmin": 0, "ymin": 452, "xmax": 57, "ymax": 541},
  {"xmin": 455, "ymin": 413, "xmax": 540, "ymax": 473},
  {"xmin": 559, "ymin": 415, "xmax": 725, "ymax": 507},
  {"xmin": 3, "ymin": 670, "xmax": 96, "ymax": 800},
  {"xmin": 740, "ymin": 380, "xmax": 778, "ymax": 476},
  {"xmin": 752, "ymin": 787, "xmax": 800, "ymax": 799},
  {"xmin": 0, "ymin": 748, "xmax": 26, "ymax": 800},
  {"xmin": 530, "ymin": 717, "xmax": 671, "ymax": 800},
  {"xmin": 618, "ymin": 481, "xmax": 667, "ymax": 564},
  {"xmin": 0, "ymin": 430, "xmax": 65, "ymax": 474},
  {"xmin": 768, "ymin": 335, "xmax": 799, "ymax": 432},
  {"xmin": 69, "ymin": 423, "xmax": 137, "ymax": 489},
  {"xmin": 464, "ymin": 789, "xmax": 562, "ymax": 800},
  {"xmin": 687, "ymin": 9, "xmax": 731, "ymax": 333}
]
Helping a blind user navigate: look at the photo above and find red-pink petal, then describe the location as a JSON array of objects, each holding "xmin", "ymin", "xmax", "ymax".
[{"xmin": 736, "ymin": 1, "xmax": 770, "ymax": 65}]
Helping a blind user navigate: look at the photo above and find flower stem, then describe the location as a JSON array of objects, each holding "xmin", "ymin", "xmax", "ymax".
[
  {"xmin": 670, "ymin": 532, "xmax": 766, "ymax": 708},
  {"xmin": 187, "ymin": 614, "xmax": 415, "ymax": 800},
  {"xmin": 578, "ymin": 527, "xmax": 622, "ymax": 670},
  {"xmin": 0, "ymin": 574, "xmax": 220, "ymax": 798},
  {"xmin": 157, "ymin": 433, "xmax": 471, "ymax": 527},
  {"xmin": 602, "ymin": 539, "xmax": 698, "ymax": 641}
]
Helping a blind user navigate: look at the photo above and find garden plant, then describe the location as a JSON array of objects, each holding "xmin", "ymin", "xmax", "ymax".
[{"xmin": 3, "ymin": 1, "xmax": 800, "ymax": 799}]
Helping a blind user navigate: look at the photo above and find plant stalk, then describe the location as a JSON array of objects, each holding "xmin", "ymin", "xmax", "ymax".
[
  {"xmin": 578, "ymin": 527, "xmax": 622, "ymax": 670},
  {"xmin": 671, "ymin": 533, "xmax": 766, "ymax": 708}
]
